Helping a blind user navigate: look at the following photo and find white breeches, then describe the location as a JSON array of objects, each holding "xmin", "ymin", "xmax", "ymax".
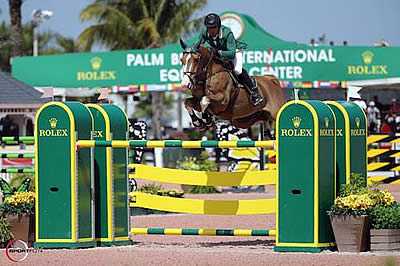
[{"xmin": 233, "ymin": 49, "xmax": 244, "ymax": 75}]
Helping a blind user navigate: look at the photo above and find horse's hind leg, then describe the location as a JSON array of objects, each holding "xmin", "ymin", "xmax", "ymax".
[{"xmin": 184, "ymin": 97, "xmax": 207, "ymax": 131}]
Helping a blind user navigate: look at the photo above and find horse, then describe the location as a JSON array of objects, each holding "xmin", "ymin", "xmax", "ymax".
[{"xmin": 179, "ymin": 40, "xmax": 286, "ymax": 131}]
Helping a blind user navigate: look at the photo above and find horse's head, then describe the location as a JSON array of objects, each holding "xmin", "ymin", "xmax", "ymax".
[{"xmin": 180, "ymin": 39, "xmax": 210, "ymax": 90}]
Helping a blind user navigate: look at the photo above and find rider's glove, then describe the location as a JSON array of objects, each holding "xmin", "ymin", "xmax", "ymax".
[{"xmin": 210, "ymin": 47, "xmax": 220, "ymax": 57}]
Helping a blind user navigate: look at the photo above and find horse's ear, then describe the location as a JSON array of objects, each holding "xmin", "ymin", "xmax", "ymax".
[{"xmin": 180, "ymin": 39, "xmax": 187, "ymax": 50}]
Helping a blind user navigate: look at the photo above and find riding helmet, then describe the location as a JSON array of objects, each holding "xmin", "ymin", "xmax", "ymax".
[{"xmin": 204, "ymin": 13, "xmax": 221, "ymax": 28}]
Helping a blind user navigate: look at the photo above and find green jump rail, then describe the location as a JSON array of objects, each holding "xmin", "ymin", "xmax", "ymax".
[
  {"xmin": 0, "ymin": 168, "xmax": 35, "ymax": 173},
  {"xmin": 1, "ymin": 153, "xmax": 35, "ymax": 159}
]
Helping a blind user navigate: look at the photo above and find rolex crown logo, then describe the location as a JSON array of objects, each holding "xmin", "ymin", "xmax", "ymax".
[
  {"xmin": 355, "ymin": 117, "xmax": 360, "ymax": 128},
  {"xmin": 361, "ymin": 51, "xmax": 373, "ymax": 64},
  {"xmin": 90, "ymin": 57, "xmax": 102, "ymax": 70},
  {"xmin": 324, "ymin": 117, "xmax": 329, "ymax": 128},
  {"xmin": 49, "ymin": 118, "xmax": 58, "ymax": 128},
  {"xmin": 292, "ymin": 116, "xmax": 301, "ymax": 128}
]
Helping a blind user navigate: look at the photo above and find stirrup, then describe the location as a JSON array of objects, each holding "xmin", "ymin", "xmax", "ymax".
[{"xmin": 251, "ymin": 93, "xmax": 264, "ymax": 106}]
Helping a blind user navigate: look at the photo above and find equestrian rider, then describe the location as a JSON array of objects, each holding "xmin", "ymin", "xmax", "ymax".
[{"xmin": 191, "ymin": 13, "xmax": 264, "ymax": 106}]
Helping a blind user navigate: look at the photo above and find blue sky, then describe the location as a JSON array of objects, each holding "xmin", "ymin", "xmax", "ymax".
[{"xmin": 0, "ymin": 0, "xmax": 399, "ymax": 47}]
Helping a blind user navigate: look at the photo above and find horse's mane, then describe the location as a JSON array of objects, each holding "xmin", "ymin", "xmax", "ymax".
[{"xmin": 197, "ymin": 45, "xmax": 226, "ymax": 66}]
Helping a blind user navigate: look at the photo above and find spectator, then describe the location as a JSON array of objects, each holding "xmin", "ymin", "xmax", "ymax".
[
  {"xmin": 390, "ymin": 98, "xmax": 400, "ymax": 115},
  {"xmin": 310, "ymin": 38, "xmax": 319, "ymax": 46},
  {"xmin": 380, "ymin": 118, "xmax": 392, "ymax": 133},
  {"xmin": 343, "ymin": 40, "xmax": 348, "ymax": 46},
  {"xmin": 329, "ymin": 41, "xmax": 334, "ymax": 46},
  {"xmin": 352, "ymin": 98, "xmax": 367, "ymax": 113},
  {"xmin": 373, "ymin": 96, "xmax": 384, "ymax": 111},
  {"xmin": 396, "ymin": 116, "xmax": 400, "ymax": 133},
  {"xmin": 367, "ymin": 101, "xmax": 381, "ymax": 133},
  {"xmin": 387, "ymin": 115, "xmax": 397, "ymax": 133},
  {"xmin": 374, "ymin": 39, "xmax": 390, "ymax": 47}
]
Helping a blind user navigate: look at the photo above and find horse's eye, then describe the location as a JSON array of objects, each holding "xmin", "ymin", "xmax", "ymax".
[{"xmin": 194, "ymin": 58, "xmax": 199, "ymax": 62}]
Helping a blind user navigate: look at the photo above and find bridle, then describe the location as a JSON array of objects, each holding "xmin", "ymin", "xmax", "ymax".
[
  {"xmin": 182, "ymin": 49, "xmax": 216, "ymax": 90},
  {"xmin": 182, "ymin": 48, "xmax": 230, "ymax": 98},
  {"xmin": 182, "ymin": 51, "xmax": 200, "ymax": 89}
]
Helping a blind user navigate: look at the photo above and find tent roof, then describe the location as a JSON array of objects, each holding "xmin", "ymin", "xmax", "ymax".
[{"xmin": 0, "ymin": 71, "xmax": 46, "ymax": 104}]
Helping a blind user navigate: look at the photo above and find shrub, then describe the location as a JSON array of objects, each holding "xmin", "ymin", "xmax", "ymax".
[
  {"xmin": 370, "ymin": 202, "xmax": 400, "ymax": 229},
  {"xmin": 0, "ymin": 217, "xmax": 13, "ymax": 248},
  {"xmin": 176, "ymin": 151, "xmax": 219, "ymax": 194},
  {"xmin": 137, "ymin": 184, "xmax": 184, "ymax": 198}
]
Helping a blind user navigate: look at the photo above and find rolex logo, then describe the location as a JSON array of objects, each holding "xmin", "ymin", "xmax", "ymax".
[
  {"xmin": 361, "ymin": 51, "xmax": 373, "ymax": 64},
  {"xmin": 324, "ymin": 117, "xmax": 329, "ymax": 128},
  {"xmin": 90, "ymin": 57, "xmax": 102, "ymax": 70},
  {"xmin": 355, "ymin": 117, "xmax": 360, "ymax": 128},
  {"xmin": 49, "ymin": 118, "xmax": 58, "ymax": 128},
  {"xmin": 292, "ymin": 116, "xmax": 301, "ymax": 128}
]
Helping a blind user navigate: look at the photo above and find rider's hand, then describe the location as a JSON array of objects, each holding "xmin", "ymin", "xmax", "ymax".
[{"xmin": 210, "ymin": 47, "xmax": 220, "ymax": 57}]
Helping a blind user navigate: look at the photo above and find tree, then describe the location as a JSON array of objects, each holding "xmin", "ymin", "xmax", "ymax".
[
  {"xmin": 8, "ymin": 0, "xmax": 23, "ymax": 57},
  {"xmin": 78, "ymin": 0, "xmax": 205, "ymax": 51},
  {"xmin": 41, "ymin": 34, "xmax": 82, "ymax": 55},
  {"xmin": 0, "ymin": 21, "xmax": 78, "ymax": 72},
  {"xmin": 78, "ymin": 0, "xmax": 206, "ymax": 139}
]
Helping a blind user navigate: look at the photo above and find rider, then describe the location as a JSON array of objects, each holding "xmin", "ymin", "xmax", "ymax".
[{"xmin": 191, "ymin": 13, "xmax": 264, "ymax": 106}]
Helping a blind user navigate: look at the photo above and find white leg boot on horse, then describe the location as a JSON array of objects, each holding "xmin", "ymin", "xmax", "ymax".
[{"xmin": 185, "ymin": 97, "xmax": 215, "ymax": 131}]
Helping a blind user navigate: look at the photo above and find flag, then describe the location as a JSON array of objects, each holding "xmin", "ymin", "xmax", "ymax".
[
  {"xmin": 302, "ymin": 81, "xmax": 312, "ymax": 88},
  {"xmin": 40, "ymin": 87, "xmax": 53, "ymax": 98},
  {"xmin": 347, "ymin": 86, "xmax": 362, "ymax": 100},
  {"xmin": 319, "ymin": 81, "xmax": 331, "ymax": 88},
  {"xmin": 97, "ymin": 88, "xmax": 110, "ymax": 101}
]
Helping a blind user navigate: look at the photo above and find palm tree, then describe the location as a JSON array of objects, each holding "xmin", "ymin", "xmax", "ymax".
[
  {"xmin": 41, "ymin": 34, "xmax": 82, "ymax": 55},
  {"xmin": 8, "ymin": 0, "xmax": 23, "ymax": 57},
  {"xmin": 78, "ymin": 0, "xmax": 205, "ymax": 51},
  {"xmin": 0, "ymin": 22, "xmax": 72, "ymax": 71},
  {"xmin": 78, "ymin": 0, "xmax": 206, "ymax": 139}
]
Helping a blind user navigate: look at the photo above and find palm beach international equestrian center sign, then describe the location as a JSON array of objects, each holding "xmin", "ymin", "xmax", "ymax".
[{"xmin": 12, "ymin": 11, "xmax": 400, "ymax": 91}]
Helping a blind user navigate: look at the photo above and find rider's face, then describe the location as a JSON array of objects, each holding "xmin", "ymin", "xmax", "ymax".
[{"xmin": 207, "ymin": 26, "xmax": 219, "ymax": 37}]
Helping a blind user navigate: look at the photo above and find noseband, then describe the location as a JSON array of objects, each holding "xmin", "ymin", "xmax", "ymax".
[{"xmin": 183, "ymin": 50, "xmax": 214, "ymax": 89}]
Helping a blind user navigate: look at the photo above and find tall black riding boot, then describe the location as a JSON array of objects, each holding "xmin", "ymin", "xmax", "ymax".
[{"xmin": 238, "ymin": 69, "xmax": 263, "ymax": 106}]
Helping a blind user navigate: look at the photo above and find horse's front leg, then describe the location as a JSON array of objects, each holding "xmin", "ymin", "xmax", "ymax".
[
  {"xmin": 202, "ymin": 110, "xmax": 215, "ymax": 129},
  {"xmin": 184, "ymin": 97, "xmax": 207, "ymax": 131}
]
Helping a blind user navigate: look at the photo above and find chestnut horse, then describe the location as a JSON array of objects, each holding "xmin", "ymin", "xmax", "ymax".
[{"xmin": 180, "ymin": 41, "xmax": 286, "ymax": 130}]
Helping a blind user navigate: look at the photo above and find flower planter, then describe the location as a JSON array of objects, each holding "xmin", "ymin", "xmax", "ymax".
[
  {"xmin": 6, "ymin": 214, "xmax": 35, "ymax": 247},
  {"xmin": 330, "ymin": 215, "xmax": 370, "ymax": 252},
  {"xmin": 370, "ymin": 229, "xmax": 400, "ymax": 252}
]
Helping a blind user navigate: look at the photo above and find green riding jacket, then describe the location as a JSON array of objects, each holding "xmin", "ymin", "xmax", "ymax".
[{"xmin": 192, "ymin": 25, "xmax": 247, "ymax": 60}]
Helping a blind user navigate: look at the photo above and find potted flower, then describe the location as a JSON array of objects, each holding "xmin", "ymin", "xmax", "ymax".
[
  {"xmin": 0, "ymin": 191, "xmax": 35, "ymax": 246},
  {"xmin": 176, "ymin": 151, "xmax": 219, "ymax": 193},
  {"xmin": 327, "ymin": 174, "xmax": 395, "ymax": 252},
  {"xmin": 369, "ymin": 199, "xmax": 400, "ymax": 252}
]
